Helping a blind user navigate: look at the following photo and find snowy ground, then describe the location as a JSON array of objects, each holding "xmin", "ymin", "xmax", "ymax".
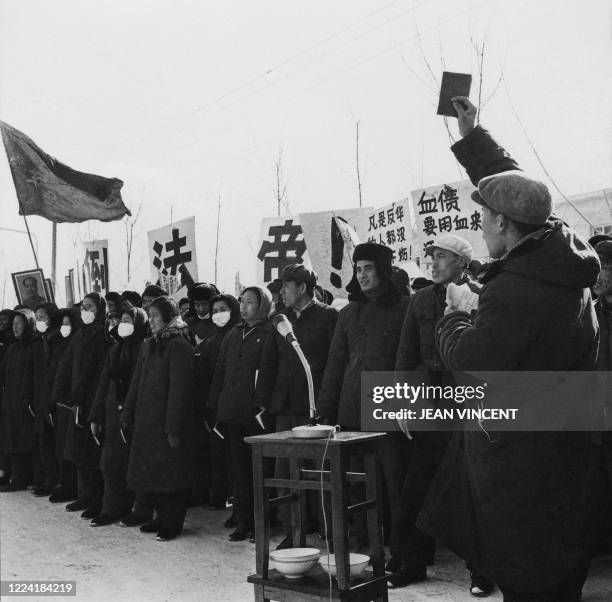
[{"xmin": 1, "ymin": 490, "xmax": 611, "ymax": 601}]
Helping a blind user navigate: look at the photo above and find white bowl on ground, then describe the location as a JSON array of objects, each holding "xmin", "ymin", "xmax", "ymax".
[
  {"xmin": 318, "ymin": 553, "xmax": 370, "ymax": 578},
  {"xmin": 270, "ymin": 547, "xmax": 320, "ymax": 579}
]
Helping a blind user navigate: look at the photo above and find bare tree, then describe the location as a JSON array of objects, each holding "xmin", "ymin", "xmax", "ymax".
[
  {"xmin": 123, "ymin": 201, "xmax": 143, "ymax": 284},
  {"xmin": 275, "ymin": 147, "xmax": 290, "ymax": 216}
]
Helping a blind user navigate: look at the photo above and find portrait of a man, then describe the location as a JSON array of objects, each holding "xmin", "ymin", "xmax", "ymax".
[{"xmin": 12, "ymin": 269, "xmax": 49, "ymax": 310}]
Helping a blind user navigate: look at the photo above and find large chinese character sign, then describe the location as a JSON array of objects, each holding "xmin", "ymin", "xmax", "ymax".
[
  {"xmin": 364, "ymin": 199, "xmax": 413, "ymax": 264},
  {"xmin": 256, "ymin": 217, "xmax": 308, "ymax": 285},
  {"xmin": 410, "ymin": 180, "xmax": 489, "ymax": 260},
  {"xmin": 147, "ymin": 217, "xmax": 199, "ymax": 296},
  {"xmin": 82, "ymin": 240, "xmax": 109, "ymax": 296}
]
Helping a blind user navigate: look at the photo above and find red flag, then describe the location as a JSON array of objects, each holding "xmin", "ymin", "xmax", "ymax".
[{"xmin": 1, "ymin": 121, "xmax": 130, "ymax": 223}]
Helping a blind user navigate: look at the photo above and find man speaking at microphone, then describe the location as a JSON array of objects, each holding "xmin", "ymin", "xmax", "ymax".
[{"xmin": 269, "ymin": 264, "xmax": 338, "ymax": 550}]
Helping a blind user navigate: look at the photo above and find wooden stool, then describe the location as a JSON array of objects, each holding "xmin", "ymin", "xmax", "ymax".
[{"xmin": 245, "ymin": 430, "xmax": 388, "ymax": 602}]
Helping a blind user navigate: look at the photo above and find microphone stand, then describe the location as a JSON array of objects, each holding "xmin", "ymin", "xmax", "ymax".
[
  {"xmin": 290, "ymin": 341, "xmax": 317, "ymax": 426},
  {"xmin": 273, "ymin": 312, "xmax": 335, "ymax": 438}
]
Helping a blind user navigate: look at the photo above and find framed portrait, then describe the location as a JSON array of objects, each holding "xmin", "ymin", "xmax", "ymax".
[{"xmin": 11, "ymin": 268, "xmax": 49, "ymax": 311}]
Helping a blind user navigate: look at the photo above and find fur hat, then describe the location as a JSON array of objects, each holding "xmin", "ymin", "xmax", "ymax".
[{"xmin": 352, "ymin": 242, "xmax": 394, "ymax": 266}]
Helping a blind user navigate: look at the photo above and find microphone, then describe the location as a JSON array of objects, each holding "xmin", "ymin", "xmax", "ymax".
[{"xmin": 272, "ymin": 314, "xmax": 298, "ymax": 346}]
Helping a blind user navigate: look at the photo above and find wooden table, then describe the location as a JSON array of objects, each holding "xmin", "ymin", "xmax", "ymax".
[{"xmin": 245, "ymin": 430, "xmax": 388, "ymax": 602}]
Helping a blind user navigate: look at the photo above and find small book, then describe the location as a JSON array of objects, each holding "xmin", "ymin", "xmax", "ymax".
[{"xmin": 437, "ymin": 71, "xmax": 472, "ymax": 117}]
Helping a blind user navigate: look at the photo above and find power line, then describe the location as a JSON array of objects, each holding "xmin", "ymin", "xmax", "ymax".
[
  {"xmin": 106, "ymin": 0, "xmax": 416, "ymax": 153},
  {"xmin": 198, "ymin": 0, "xmax": 431, "ymax": 120},
  {"xmin": 501, "ymin": 74, "xmax": 595, "ymax": 228},
  {"xmin": 193, "ymin": 0, "xmax": 408, "ymax": 115}
]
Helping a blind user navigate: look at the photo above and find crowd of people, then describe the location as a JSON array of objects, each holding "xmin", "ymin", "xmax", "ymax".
[{"xmin": 1, "ymin": 98, "xmax": 611, "ymax": 601}]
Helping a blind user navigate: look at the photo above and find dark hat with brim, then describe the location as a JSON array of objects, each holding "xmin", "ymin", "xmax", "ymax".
[
  {"xmin": 280, "ymin": 263, "xmax": 318, "ymax": 288},
  {"xmin": 472, "ymin": 170, "xmax": 552, "ymax": 225}
]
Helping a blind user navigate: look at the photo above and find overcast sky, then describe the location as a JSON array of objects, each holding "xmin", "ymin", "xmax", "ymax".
[{"xmin": 1, "ymin": 0, "xmax": 610, "ymax": 306}]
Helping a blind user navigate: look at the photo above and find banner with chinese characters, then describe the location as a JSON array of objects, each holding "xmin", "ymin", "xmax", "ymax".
[
  {"xmin": 364, "ymin": 199, "xmax": 414, "ymax": 263},
  {"xmin": 299, "ymin": 208, "xmax": 372, "ymax": 299},
  {"xmin": 81, "ymin": 240, "xmax": 110, "ymax": 296},
  {"xmin": 256, "ymin": 217, "xmax": 310, "ymax": 285},
  {"xmin": 147, "ymin": 217, "xmax": 199, "ymax": 296},
  {"xmin": 410, "ymin": 180, "xmax": 489, "ymax": 260}
]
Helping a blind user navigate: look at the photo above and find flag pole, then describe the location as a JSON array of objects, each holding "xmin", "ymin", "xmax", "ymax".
[
  {"xmin": 51, "ymin": 221, "xmax": 57, "ymax": 289},
  {"xmin": 22, "ymin": 215, "xmax": 40, "ymax": 269}
]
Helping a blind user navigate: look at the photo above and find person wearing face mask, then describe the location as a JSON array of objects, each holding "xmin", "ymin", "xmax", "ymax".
[
  {"xmin": 104, "ymin": 311, "xmax": 122, "ymax": 345},
  {"xmin": 25, "ymin": 302, "xmax": 62, "ymax": 497},
  {"xmin": 120, "ymin": 297, "xmax": 196, "ymax": 541},
  {"xmin": 207, "ymin": 286, "xmax": 278, "ymax": 542},
  {"xmin": 0, "ymin": 309, "xmax": 16, "ymax": 487},
  {"xmin": 186, "ymin": 282, "xmax": 219, "ymax": 346},
  {"xmin": 193, "ymin": 294, "xmax": 241, "ymax": 515},
  {"xmin": 88, "ymin": 307, "xmax": 149, "ymax": 527},
  {"xmin": 47, "ymin": 308, "xmax": 81, "ymax": 503},
  {"xmin": 0, "ymin": 309, "xmax": 37, "ymax": 491},
  {"xmin": 51, "ymin": 293, "xmax": 108, "ymax": 519}
]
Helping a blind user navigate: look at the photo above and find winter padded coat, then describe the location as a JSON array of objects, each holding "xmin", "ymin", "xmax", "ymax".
[
  {"xmin": 207, "ymin": 321, "xmax": 278, "ymax": 428},
  {"xmin": 417, "ymin": 125, "xmax": 607, "ymax": 593},
  {"xmin": 269, "ymin": 300, "xmax": 338, "ymax": 417},
  {"xmin": 0, "ymin": 339, "xmax": 34, "ymax": 455},
  {"xmin": 51, "ymin": 324, "xmax": 107, "ymax": 468},
  {"xmin": 121, "ymin": 326, "xmax": 196, "ymax": 492},
  {"xmin": 317, "ymin": 286, "xmax": 409, "ymax": 428}
]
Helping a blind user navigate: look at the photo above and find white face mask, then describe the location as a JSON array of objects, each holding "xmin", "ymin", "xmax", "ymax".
[
  {"xmin": 60, "ymin": 325, "xmax": 71, "ymax": 338},
  {"xmin": 117, "ymin": 322, "xmax": 135, "ymax": 338},
  {"xmin": 36, "ymin": 320, "xmax": 49, "ymax": 333},
  {"xmin": 81, "ymin": 310, "xmax": 95, "ymax": 325},
  {"xmin": 212, "ymin": 310, "xmax": 231, "ymax": 328}
]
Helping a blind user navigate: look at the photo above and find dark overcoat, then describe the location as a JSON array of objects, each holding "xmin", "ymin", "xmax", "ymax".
[
  {"xmin": 121, "ymin": 326, "xmax": 196, "ymax": 492},
  {"xmin": 417, "ymin": 125, "xmax": 607, "ymax": 593},
  {"xmin": 317, "ymin": 286, "xmax": 409, "ymax": 428},
  {"xmin": 47, "ymin": 333, "xmax": 75, "ymax": 461},
  {"xmin": 27, "ymin": 328, "xmax": 63, "ymax": 435},
  {"xmin": 89, "ymin": 336, "xmax": 144, "ymax": 477},
  {"xmin": 51, "ymin": 324, "xmax": 107, "ymax": 468},
  {"xmin": 208, "ymin": 321, "xmax": 278, "ymax": 428},
  {"xmin": 0, "ymin": 339, "xmax": 34, "ymax": 455},
  {"xmin": 269, "ymin": 300, "xmax": 338, "ymax": 417}
]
